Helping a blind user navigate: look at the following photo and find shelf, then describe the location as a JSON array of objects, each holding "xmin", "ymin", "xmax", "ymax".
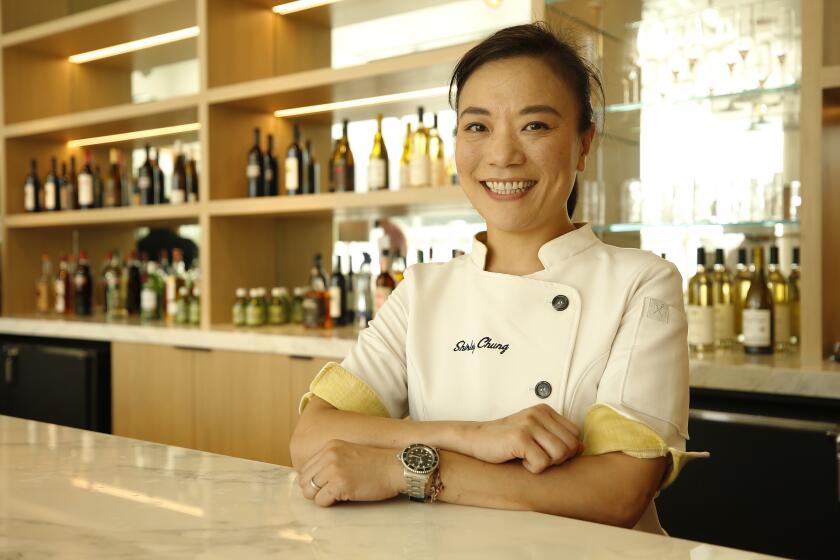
[
  {"xmin": 208, "ymin": 188, "xmax": 470, "ymax": 218},
  {"xmin": 604, "ymin": 83, "xmax": 800, "ymax": 115},
  {"xmin": 824, "ymin": 66, "xmax": 840, "ymax": 90},
  {"xmin": 593, "ymin": 220, "xmax": 800, "ymax": 234},
  {"xmin": 4, "ymin": 204, "xmax": 201, "ymax": 229}
]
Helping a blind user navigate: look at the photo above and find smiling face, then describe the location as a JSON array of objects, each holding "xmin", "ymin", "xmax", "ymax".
[{"xmin": 455, "ymin": 56, "xmax": 594, "ymax": 235}]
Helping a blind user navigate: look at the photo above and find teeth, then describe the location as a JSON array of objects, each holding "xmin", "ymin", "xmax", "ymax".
[{"xmin": 484, "ymin": 180, "xmax": 536, "ymax": 194}]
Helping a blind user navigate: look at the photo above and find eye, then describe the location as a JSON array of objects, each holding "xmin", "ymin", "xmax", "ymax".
[
  {"xmin": 523, "ymin": 121, "xmax": 550, "ymax": 131},
  {"xmin": 464, "ymin": 122, "xmax": 487, "ymax": 133}
]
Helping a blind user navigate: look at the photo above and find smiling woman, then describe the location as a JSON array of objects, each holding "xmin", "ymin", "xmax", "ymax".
[{"xmin": 290, "ymin": 22, "xmax": 707, "ymax": 534}]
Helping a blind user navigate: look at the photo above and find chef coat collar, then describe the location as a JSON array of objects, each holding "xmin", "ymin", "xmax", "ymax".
[{"xmin": 469, "ymin": 223, "xmax": 599, "ymax": 272}]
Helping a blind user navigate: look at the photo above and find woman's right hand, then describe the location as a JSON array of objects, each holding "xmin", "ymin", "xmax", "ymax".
[{"xmin": 466, "ymin": 404, "xmax": 583, "ymax": 474}]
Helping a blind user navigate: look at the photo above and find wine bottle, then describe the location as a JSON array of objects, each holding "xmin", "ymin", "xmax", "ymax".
[
  {"xmin": 247, "ymin": 127, "xmax": 264, "ymax": 197},
  {"xmin": 151, "ymin": 148, "xmax": 166, "ymax": 204},
  {"xmin": 264, "ymin": 133, "xmax": 279, "ymax": 196},
  {"xmin": 409, "ymin": 106, "xmax": 431, "ymax": 188},
  {"xmin": 284, "ymin": 126, "xmax": 303, "ymax": 196},
  {"xmin": 687, "ymin": 247, "xmax": 715, "ymax": 354},
  {"xmin": 54, "ymin": 255, "xmax": 72, "ymax": 315},
  {"xmin": 74, "ymin": 250, "xmax": 93, "ymax": 316},
  {"xmin": 399, "ymin": 121, "xmax": 411, "ymax": 190},
  {"xmin": 105, "ymin": 149, "xmax": 122, "ymax": 208},
  {"xmin": 767, "ymin": 246, "xmax": 790, "ymax": 353},
  {"xmin": 24, "ymin": 159, "xmax": 41, "ymax": 213},
  {"xmin": 743, "ymin": 247, "xmax": 774, "ymax": 355},
  {"xmin": 185, "ymin": 147, "xmax": 199, "ymax": 203},
  {"xmin": 345, "ymin": 255, "xmax": 355, "ymax": 325},
  {"xmin": 59, "ymin": 161, "xmax": 74, "ymax": 212},
  {"xmin": 171, "ymin": 148, "xmax": 187, "ymax": 205},
  {"xmin": 94, "ymin": 165, "xmax": 105, "ymax": 208},
  {"xmin": 368, "ymin": 113, "xmax": 389, "ymax": 191},
  {"xmin": 329, "ymin": 255, "xmax": 347, "ymax": 326},
  {"xmin": 302, "ymin": 139, "xmax": 314, "ymax": 194},
  {"xmin": 374, "ymin": 249, "xmax": 396, "ymax": 317},
  {"xmin": 36, "ymin": 254, "xmax": 53, "ymax": 313},
  {"xmin": 126, "ymin": 251, "xmax": 142, "ymax": 315},
  {"xmin": 44, "ymin": 158, "xmax": 59, "ymax": 211},
  {"xmin": 789, "ymin": 247, "xmax": 800, "ymax": 347},
  {"xmin": 712, "ymin": 248, "xmax": 735, "ymax": 349},
  {"xmin": 78, "ymin": 150, "xmax": 95, "ymax": 210},
  {"xmin": 355, "ymin": 253, "xmax": 373, "ymax": 327},
  {"xmin": 429, "ymin": 113, "xmax": 447, "ymax": 187},
  {"xmin": 331, "ymin": 119, "xmax": 355, "ymax": 192},
  {"xmin": 138, "ymin": 144, "xmax": 154, "ymax": 205},
  {"xmin": 733, "ymin": 247, "xmax": 752, "ymax": 344},
  {"xmin": 69, "ymin": 156, "xmax": 79, "ymax": 210}
]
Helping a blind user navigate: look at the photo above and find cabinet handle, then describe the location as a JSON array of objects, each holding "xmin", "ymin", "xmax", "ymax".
[
  {"xmin": 173, "ymin": 346, "xmax": 212, "ymax": 353},
  {"xmin": 4, "ymin": 347, "xmax": 19, "ymax": 385},
  {"xmin": 289, "ymin": 355, "xmax": 315, "ymax": 361}
]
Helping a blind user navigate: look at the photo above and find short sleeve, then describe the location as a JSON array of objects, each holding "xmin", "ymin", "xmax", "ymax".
[
  {"xmin": 334, "ymin": 268, "xmax": 412, "ymax": 419},
  {"xmin": 594, "ymin": 259, "xmax": 690, "ymax": 450}
]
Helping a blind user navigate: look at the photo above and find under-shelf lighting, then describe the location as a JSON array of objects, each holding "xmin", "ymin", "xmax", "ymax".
[
  {"xmin": 273, "ymin": 86, "xmax": 451, "ymax": 118},
  {"xmin": 272, "ymin": 0, "xmax": 342, "ymax": 15},
  {"xmin": 68, "ymin": 26, "xmax": 200, "ymax": 64},
  {"xmin": 67, "ymin": 123, "xmax": 201, "ymax": 148}
]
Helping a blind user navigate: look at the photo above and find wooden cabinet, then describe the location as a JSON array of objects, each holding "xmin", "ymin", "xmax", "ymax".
[{"xmin": 112, "ymin": 341, "xmax": 338, "ymax": 466}]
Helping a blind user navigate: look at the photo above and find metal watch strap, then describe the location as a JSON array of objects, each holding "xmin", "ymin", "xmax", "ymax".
[{"xmin": 404, "ymin": 470, "xmax": 431, "ymax": 502}]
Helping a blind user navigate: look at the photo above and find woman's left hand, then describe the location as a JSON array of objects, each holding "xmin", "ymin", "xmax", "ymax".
[{"xmin": 297, "ymin": 440, "xmax": 405, "ymax": 507}]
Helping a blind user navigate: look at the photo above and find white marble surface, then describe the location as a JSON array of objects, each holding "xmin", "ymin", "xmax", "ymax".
[{"xmin": 0, "ymin": 415, "xmax": 774, "ymax": 559}]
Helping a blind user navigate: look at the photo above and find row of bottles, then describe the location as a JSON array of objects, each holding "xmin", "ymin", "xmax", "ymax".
[
  {"xmin": 245, "ymin": 107, "xmax": 454, "ymax": 198},
  {"xmin": 36, "ymin": 249, "xmax": 201, "ymax": 325},
  {"xmin": 24, "ymin": 143, "xmax": 199, "ymax": 213},
  {"xmin": 687, "ymin": 245, "xmax": 799, "ymax": 355}
]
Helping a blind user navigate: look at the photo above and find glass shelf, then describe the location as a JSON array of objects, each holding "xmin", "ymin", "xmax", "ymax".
[
  {"xmin": 602, "ymin": 83, "xmax": 800, "ymax": 114},
  {"xmin": 592, "ymin": 219, "xmax": 799, "ymax": 234}
]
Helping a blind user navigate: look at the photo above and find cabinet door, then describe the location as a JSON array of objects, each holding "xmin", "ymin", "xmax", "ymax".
[{"xmin": 112, "ymin": 342, "xmax": 196, "ymax": 448}]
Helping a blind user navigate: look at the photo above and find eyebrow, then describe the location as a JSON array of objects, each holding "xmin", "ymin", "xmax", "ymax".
[{"xmin": 458, "ymin": 105, "xmax": 563, "ymax": 119}]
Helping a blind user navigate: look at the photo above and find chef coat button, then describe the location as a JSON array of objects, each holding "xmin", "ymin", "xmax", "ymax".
[
  {"xmin": 535, "ymin": 381, "xmax": 552, "ymax": 399},
  {"xmin": 552, "ymin": 295, "xmax": 569, "ymax": 311}
]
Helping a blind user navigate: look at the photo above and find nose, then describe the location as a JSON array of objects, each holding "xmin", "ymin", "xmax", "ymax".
[{"xmin": 485, "ymin": 126, "xmax": 525, "ymax": 168}]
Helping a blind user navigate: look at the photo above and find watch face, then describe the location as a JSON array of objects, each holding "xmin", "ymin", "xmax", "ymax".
[{"xmin": 401, "ymin": 444, "xmax": 439, "ymax": 475}]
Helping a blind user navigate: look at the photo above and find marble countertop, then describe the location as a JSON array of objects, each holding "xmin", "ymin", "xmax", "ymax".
[
  {"xmin": 1, "ymin": 316, "xmax": 838, "ymax": 400},
  {"xmin": 0, "ymin": 415, "xmax": 774, "ymax": 559}
]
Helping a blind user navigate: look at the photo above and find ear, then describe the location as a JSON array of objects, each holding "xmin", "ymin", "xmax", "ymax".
[{"xmin": 576, "ymin": 125, "xmax": 596, "ymax": 172}]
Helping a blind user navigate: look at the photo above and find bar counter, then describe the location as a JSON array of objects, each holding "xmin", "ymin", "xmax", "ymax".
[{"xmin": 0, "ymin": 415, "xmax": 775, "ymax": 559}]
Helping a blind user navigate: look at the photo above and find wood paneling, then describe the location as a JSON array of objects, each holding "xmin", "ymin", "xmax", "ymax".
[
  {"xmin": 207, "ymin": 103, "xmax": 274, "ymax": 200},
  {"xmin": 821, "ymin": 120, "xmax": 840, "ymax": 354},
  {"xmin": 112, "ymin": 341, "xmax": 196, "ymax": 448},
  {"xmin": 206, "ymin": 0, "xmax": 273, "ymax": 88}
]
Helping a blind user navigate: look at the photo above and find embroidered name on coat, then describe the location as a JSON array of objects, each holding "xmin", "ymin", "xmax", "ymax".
[{"xmin": 453, "ymin": 337, "xmax": 509, "ymax": 355}]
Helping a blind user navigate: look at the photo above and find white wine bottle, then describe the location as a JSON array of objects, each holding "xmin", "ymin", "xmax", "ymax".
[
  {"xmin": 789, "ymin": 247, "xmax": 800, "ymax": 347},
  {"xmin": 743, "ymin": 246, "xmax": 774, "ymax": 355},
  {"xmin": 409, "ymin": 106, "xmax": 430, "ymax": 188},
  {"xmin": 712, "ymin": 249, "xmax": 735, "ymax": 349},
  {"xmin": 368, "ymin": 113, "xmax": 389, "ymax": 191},
  {"xmin": 733, "ymin": 247, "xmax": 752, "ymax": 344},
  {"xmin": 429, "ymin": 113, "xmax": 447, "ymax": 187},
  {"xmin": 399, "ymin": 122, "xmax": 411, "ymax": 190},
  {"xmin": 767, "ymin": 246, "xmax": 789, "ymax": 353},
  {"xmin": 687, "ymin": 247, "xmax": 715, "ymax": 354}
]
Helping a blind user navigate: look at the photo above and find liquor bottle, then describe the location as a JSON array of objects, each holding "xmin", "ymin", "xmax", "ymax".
[
  {"xmin": 446, "ymin": 127, "xmax": 459, "ymax": 186},
  {"xmin": 399, "ymin": 122, "xmax": 411, "ymax": 190},
  {"xmin": 93, "ymin": 165, "xmax": 104, "ymax": 208},
  {"xmin": 416, "ymin": 249, "xmax": 425, "ymax": 264},
  {"xmin": 686, "ymin": 247, "xmax": 715, "ymax": 354},
  {"xmin": 429, "ymin": 113, "xmax": 447, "ymax": 187},
  {"xmin": 36, "ymin": 254, "xmax": 53, "ymax": 313},
  {"xmin": 138, "ymin": 144, "xmax": 154, "ymax": 205},
  {"xmin": 330, "ymin": 119, "xmax": 354, "ymax": 192},
  {"xmin": 303, "ymin": 275, "xmax": 331, "ymax": 329},
  {"xmin": 374, "ymin": 249, "xmax": 396, "ymax": 317},
  {"xmin": 171, "ymin": 148, "xmax": 187, "ymax": 204},
  {"xmin": 232, "ymin": 288, "xmax": 247, "ymax": 326},
  {"xmin": 392, "ymin": 249, "xmax": 406, "ymax": 283},
  {"xmin": 69, "ymin": 156, "xmax": 79, "ymax": 210},
  {"xmin": 246, "ymin": 288, "xmax": 264, "ymax": 326},
  {"xmin": 368, "ymin": 113, "xmax": 389, "ymax": 191},
  {"xmin": 77, "ymin": 150, "xmax": 95, "ymax": 210},
  {"xmin": 329, "ymin": 256, "xmax": 347, "ymax": 326},
  {"xmin": 59, "ymin": 161, "xmax": 74, "ymax": 212},
  {"xmin": 345, "ymin": 256, "xmax": 355, "ymax": 325},
  {"xmin": 166, "ymin": 248, "xmax": 186, "ymax": 323},
  {"xmin": 189, "ymin": 287, "xmax": 201, "ymax": 325},
  {"xmin": 44, "ymin": 158, "xmax": 59, "ymax": 211},
  {"xmin": 733, "ymin": 248, "xmax": 752, "ymax": 343},
  {"xmin": 105, "ymin": 251, "xmax": 125, "ymax": 319},
  {"xmin": 247, "ymin": 127, "xmax": 264, "ymax": 198},
  {"xmin": 767, "ymin": 246, "xmax": 790, "ymax": 353},
  {"xmin": 789, "ymin": 247, "xmax": 800, "ymax": 347},
  {"xmin": 24, "ymin": 159, "xmax": 40, "ymax": 213},
  {"xmin": 54, "ymin": 255, "xmax": 72, "ymax": 315},
  {"xmin": 141, "ymin": 261, "xmax": 162, "ymax": 321},
  {"xmin": 258, "ymin": 134, "xmax": 275, "ymax": 197},
  {"xmin": 126, "ymin": 251, "xmax": 142, "ymax": 315},
  {"xmin": 312, "ymin": 253, "xmax": 328, "ymax": 288},
  {"xmin": 176, "ymin": 286, "xmax": 190, "ymax": 325},
  {"xmin": 302, "ymin": 139, "xmax": 316, "ymax": 194},
  {"xmin": 712, "ymin": 249, "xmax": 735, "ymax": 349},
  {"xmin": 74, "ymin": 250, "xmax": 93, "ymax": 316},
  {"xmin": 185, "ymin": 147, "xmax": 199, "ymax": 203},
  {"xmin": 151, "ymin": 148, "xmax": 166, "ymax": 204},
  {"xmin": 355, "ymin": 253, "xmax": 373, "ymax": 326},
  {"xmin": 104, "ymin": 149, "xmax": 122, "ymax": 208},
  {"xmin": 291, "ymin": 287, "xmax": 305, "ymax": 324},
  {"xmin": 743, "ymin": 247, "xmax": 774, "ymax": 355},
  {"xmin": 99, "ymin": 251, "xmax": 113, "ymax": 313},
  {"xmin": 409, "ymin": 107, "xmax": 431, "ymax": 188},
  {"xmin": 284, "ymin": 127, "xmax": 303, "ymax": 196}
]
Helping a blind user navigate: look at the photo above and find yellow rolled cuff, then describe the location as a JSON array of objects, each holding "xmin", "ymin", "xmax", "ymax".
[
  {"xmin": 582, "ymin": 403, "xmax": 708, "ymax": 489},
  {"xmin": 298, "ymin": 362, "xmax": 391, "ymax": 418}
]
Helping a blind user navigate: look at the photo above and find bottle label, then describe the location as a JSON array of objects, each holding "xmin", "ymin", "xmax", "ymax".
[
  {"xmin": 399, "ymin": 162, "xmax": 410, "ymax": 190},
  {"xmin": 409, "ymin": 156, "xmax": 431, "ymax": 187},
  {"xmin": 743, "ymin": 309, "xmax": 772, "ymax": 347},
  {"xmin": 24, "ymin": 183, "xmax": 35, "ymax": 211},
  {"xmin": 333, "ymin": 164, "xmax": 347, "ymax": 191},
  {"xmin": 374, "ymin": 286, "xmax": 392, "ymax": 315},
  {"xmin": 246, "ymin": 304, "xmax": 263, "ymax": 326},
  {"xmin": 233, "ymin": 304, "xmax": 245, "ymax": 326},
  {"xmin": 329, "ymin": 286, "xmax": 342, "ymax": 318},
  {"xmin": 141, "ymin": 288, "xmax": 157, "ymax": 312},
  {"xmin": 268, "ymin": 304, "xmax": 283, "ymax": 325},
  {"xmin": 45, "ymin": 181, "xmax": 57, "ymax": 210},
  {"xmin": 36, "ymin": 283, "xmax": 49, "ymax": 312},
  {"xmin": 774, "ymin": 303, "xmax": 791, "ymax": 345},
  {"xmin": 686, "ymin": 305, "xmax": 715, "ymax": 345},
  {"xmin": 285, "ymin": 158, "xmax": 299, "ymax": 192},
  {"xmin": 713, "ymin": 303, "xmax": 735, "ymax": 342},
  {"xmin": 138, "ymin": 176, "xmax": 151, "ymax": 190},
  {"xmin": 368, "ymin": 159, "xmax": 387, "ymax": 190},
  {"xmin": 264, "ymin": 167, "xmax": 273, "ymax": 182},
  {"xmin": 74, "ymin": 274, "xmax": 87, "ymax": 290},
  {"xmin": 246, "ymin": 164, "xmax": 261, "ymax": 179},
  {"xmin": 170, "ymin": 189, "xmax": 185, "ymax": 204},
  {"xmin": 188, "ymin": 191, "xmax": 198, "ymax": 203},
  {"xmin": 78, "ymin": 174, "xmax": 94, "ymax": 206},
  {"xmin": 54, "ymin": 280, "xmax": 66, "ymax": 313}
]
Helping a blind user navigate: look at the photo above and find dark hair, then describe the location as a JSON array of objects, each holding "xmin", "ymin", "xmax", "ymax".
[{"xmin": 448, "ymin": 22, "xmax": 604, "ymax": 218}]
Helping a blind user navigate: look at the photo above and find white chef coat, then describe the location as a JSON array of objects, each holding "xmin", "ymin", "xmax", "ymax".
[{"xmin": 303, "ymin": 223, "xmax": 695, "ymax": 533}]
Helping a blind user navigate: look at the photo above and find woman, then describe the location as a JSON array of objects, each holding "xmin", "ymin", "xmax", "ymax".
[{"xmin": 290, "ymin": 23, "xmax": 704, "ymax": 533}]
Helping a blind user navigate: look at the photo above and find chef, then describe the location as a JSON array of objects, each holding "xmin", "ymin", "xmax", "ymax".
[{"xmin": 291, "ymin": 22, "xmax": 706, "ymax": 534}]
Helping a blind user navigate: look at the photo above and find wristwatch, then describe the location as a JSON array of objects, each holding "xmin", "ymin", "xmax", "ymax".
[{"xmin": 397, "ymin": 443, "xmax": 440, "ymax": 502}]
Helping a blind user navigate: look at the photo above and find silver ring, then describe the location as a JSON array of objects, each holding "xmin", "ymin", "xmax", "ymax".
[{"xmin": 309, "ymin": 478, "xmax": 323, "ymax": 491}]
